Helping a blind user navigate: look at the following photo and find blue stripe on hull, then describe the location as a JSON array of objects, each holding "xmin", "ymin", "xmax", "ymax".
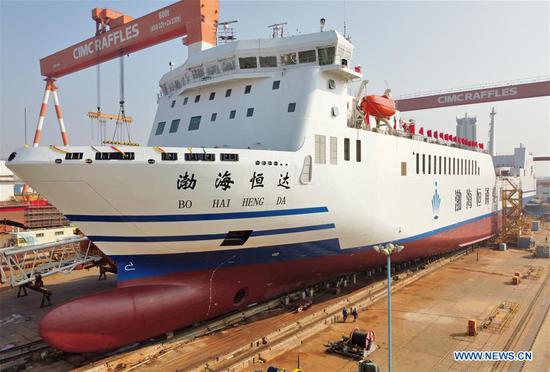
[
  {"xmin": 89, "ymin": 223, "xmax": 335, "ymax": 242},
  {"xmin": 112, "ymin": 211, "xmax": 500, "ymax": 281},
  {"xmin": 113, "ymin": 238, "xmax": 342, "ymax": 281},
  {"xmin": 67, "ymin": 206, "xmax": 328, "ymax": 222}
]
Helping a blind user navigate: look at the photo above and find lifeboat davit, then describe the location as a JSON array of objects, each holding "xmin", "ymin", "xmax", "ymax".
[{"xmin": 360, "ymin": 94, "xmax": 396, "ymax": 118}]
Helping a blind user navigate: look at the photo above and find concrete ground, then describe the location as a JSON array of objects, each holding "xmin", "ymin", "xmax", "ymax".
[
  {"xmin": 1, "ymin": 223, "xmax": 548, "ymax": 372},
  {"xmin": 266, "ymin": 224, "xmax": 550, "ymax": 372},
  {"xmin": 0, "ymin": 267, "xmax": 115, "ymax": 349}
]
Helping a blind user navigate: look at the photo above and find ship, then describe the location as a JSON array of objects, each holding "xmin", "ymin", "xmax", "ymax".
[{"xmin": 6, "ymin": 12, "xmax": 536, "ymax": 353}]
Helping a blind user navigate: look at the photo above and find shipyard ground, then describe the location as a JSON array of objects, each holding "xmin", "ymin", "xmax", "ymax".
[{"xmin": 0, "ymin": 224, "xmax": 549, "ymax": 372}]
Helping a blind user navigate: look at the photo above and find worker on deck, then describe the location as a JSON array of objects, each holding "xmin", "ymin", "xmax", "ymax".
[{"xmin": 342, "ymin": 307, "xmax": 348, "ymax": 322}]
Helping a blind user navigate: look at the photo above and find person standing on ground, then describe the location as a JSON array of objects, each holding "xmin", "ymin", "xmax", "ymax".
[
  {"xmin": 342, "ymin": 307, "xmax": 348, "ymax": 322},
  {"xmin": 352, "ymin": 307, "xmax": 358, "ymax": 322}
]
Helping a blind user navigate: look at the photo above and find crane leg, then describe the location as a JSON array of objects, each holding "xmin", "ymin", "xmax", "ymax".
[
  {"xmin": 50, "ymin": 81, "xmax": 69, "ymax": 145},
  {"xmin": 32, "ymin": 79, "xmax": 53, "ymax": 147}
]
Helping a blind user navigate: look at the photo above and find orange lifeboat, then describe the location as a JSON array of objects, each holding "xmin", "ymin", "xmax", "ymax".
[{"xmin": 360, "ymin": 94, "xmax": 396, "ymax": 118}]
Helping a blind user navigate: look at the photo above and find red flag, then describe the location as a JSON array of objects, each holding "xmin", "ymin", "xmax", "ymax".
[
  {"xmin": 434, "ymin": 131, "xmax": 438, "ymax": 139},
  {"xmin": 440, "ymin": 132, "xmax": 444, "ymax": 139},
  {"xmin": 409, "ymin": 123, "xmax": 415, "ymax": 135},
  {"xmin": 419, "ymin": 127, "xmax": 424, "ymax": 135},
  {"xmin": 427, "ymin": 130, "xmax": 432, "ymax": 138},
  {"xmin": 453, "ymin": 136, "xmax": 457, "ymax": 142},
  {"xmin": 444, "ymin": 134, "xmax": 449, "ymax": 141},
  {"xmin": 480, "ymin": 143, "xmax": 484, "ymax": 149}
]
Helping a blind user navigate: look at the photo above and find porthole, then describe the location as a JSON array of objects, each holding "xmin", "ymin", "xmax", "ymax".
[{"xmin": 233, "ymin": 287, "xmax": 248, "ymax": 305}]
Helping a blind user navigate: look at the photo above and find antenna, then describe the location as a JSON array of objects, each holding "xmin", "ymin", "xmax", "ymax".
[
  {"xmin": 218, "ymin": 20, "xmax": 238, "ymax": 44},
  {"xmin": 488, "ymin": 107, "xmax": 497, "ymax": 156},
  {"xmin": 24, "ymin": 108, "xmax": 27, "ymax": 145},
  {"xmin": 343, "ymin": 0, "xmax": 347, "ymax": 38},
  {"xmin": 268, "ymin": 22, "xmax": 287, "ymax": 38}
]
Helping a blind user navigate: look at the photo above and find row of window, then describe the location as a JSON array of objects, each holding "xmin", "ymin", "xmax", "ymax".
[
  {"xmin": 314, "ymin": 135, "xmax": 362, "ymax": 164},
  {"xmin": 237, "ymin": 47, "xmax": 335, "ymax": 70},
  {"xmin": 171, "ymin": 81, "xmax": 282, "ymax": 109},
  {"xmin": 415, "ymin": 153, "xmax": 480, "ymax": 176},
  {"xmin": 155, "ymin": 103, "xmax": 297, "ymax": 135}
]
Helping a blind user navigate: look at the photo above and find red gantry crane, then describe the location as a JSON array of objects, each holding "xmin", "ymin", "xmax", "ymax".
[
  {"xmin": 32, "ymin": 0, "xmax": 219, "ymax": 148},
  {"xmin": 395, "ymin": 77, "xmax": 550, "ymax": 159}
]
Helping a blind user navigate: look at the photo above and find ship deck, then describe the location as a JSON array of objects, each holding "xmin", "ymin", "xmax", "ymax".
[{"xmin": 0, "ymin": 222, "xmax": 548, "ymax": 372}]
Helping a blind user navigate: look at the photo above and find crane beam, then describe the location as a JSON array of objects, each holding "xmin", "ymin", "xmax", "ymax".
[
  {"xmin": 40, "ymin": 0, "xmax": 218, "ymax": 78},
  {"xmin": 396, "ymin": 80, "xmax": 550, "ymax": 112}
]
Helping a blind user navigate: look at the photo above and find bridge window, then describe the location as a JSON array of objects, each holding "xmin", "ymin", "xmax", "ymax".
[
  {"xmin": 272, "ymin": 80, "xmax": 280, "ymax": 90},
  {"xmin": 229, "ymin": 110, "xmax": 236, "ymax": 119},
  {"xmin": 416, "ymin": 153, "xmax": 419, "ymax": 174},
  {"xmin": 260, "ymin": 56, "xmax": 277, "ymax": 67},
  {"xmin": 209, "ymin": 92, "xmax": 216, "ymax": 100},
  {"xmin": 356, "ymin": 140, "xmax": 362, "ymax": 162},
  {"xmin": 428, "ymin": 155, "xmax": 431, "ymax": 174},
  {"xmin": 288, "ymin": 102, "xmax": 296, "ymax": 112},
  {"xmin": 239, "ymin": 57, "xmax": 257, "ymax": 69},
  {"xmin": 318, "ymin": 46, "xmax": 336, "ymax": 65},
  {"xmin": 188, "ymin": 116, "xmax": 201, "ymax": 131},
  {"xmin": 169, "ymin": 119, "xmax": 180, "ymax": 133},
  {"xmin": 225, "ymin": 88, "xmax": 232, "ymax": 97},
  {"xmin": 344, "ymin": 138, "xmax": 350, "ymax": 161},
  {"xmin": 315, "ymin": 135, "xmax": 326, "ymax": 164},
  {"xmin": 444, "ymin": 157, "xmax": 447, "ymax": 175},
  {"xmin": 221, "ymin": 58, "xmax": 236, "ymax": 72},
  {"xmin": 194, "ymin": 95, "xmax": 200, "ymax": 103},
  {"xmin": 330, "ymin": 136, "xmax": 337, "ymax": 164},
  {"xmin": 171, "ymin": 100, "xmax": 176, "ymax": 108},
  {"xmin": 247, "ymin": 108, "xmax": 254, "ymax": 117},
  {"xmin": 244, "ymin": 85, "xmax": 252, "ymax": 94},
  {"xmin": 183, "ymin": 97, "xmax": 189, "ymax": 105},
  {"xmin": 211, "ymin": 113, "xmax": 217, "ymax": 122},
  {"xmin": 299, "ymin": 50, "xmax": 317, "ymax": 63},
  {"xmin": 155, "ymin": 121, "xmax": 166, "ymax": 135},
  {"xmin": 281, "ymin": 52, "xmax": 297, "ymax": 65}
]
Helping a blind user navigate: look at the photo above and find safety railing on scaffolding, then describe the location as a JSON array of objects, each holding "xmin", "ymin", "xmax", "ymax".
[{"xmin": 0, "ymin": 236, "xmax": 101, "ymax": 287}]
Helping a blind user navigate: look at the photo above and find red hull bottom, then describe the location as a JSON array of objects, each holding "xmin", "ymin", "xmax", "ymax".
[{"xmin": 40, "ymin": 214, "xmax": 498, "ymax": 352}]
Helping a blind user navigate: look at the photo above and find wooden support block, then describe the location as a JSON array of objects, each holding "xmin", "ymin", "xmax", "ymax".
[{"xmin": 468, "ymin": 319, "xmax": 477, "ymax": 336}]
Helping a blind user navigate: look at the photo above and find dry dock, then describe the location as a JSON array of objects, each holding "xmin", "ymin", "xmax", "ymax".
[
  {"xmin": 268, "ymin": 226, "xmax": 550, "ymax": 372},
  {"xmin": 1, "ymin": 224, "xmax": 548, "ymax": 372}
]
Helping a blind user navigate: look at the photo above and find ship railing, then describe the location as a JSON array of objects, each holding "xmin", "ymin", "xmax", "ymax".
[
  {"xmin": 0, "ymin": 236, "xmax": 101, "ymax": 287},
  {"xmin": 369, "ymin": 126, "xmax": 488, "ymax": 153}
]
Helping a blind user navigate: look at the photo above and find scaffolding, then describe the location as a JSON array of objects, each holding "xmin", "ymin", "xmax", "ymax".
[
  {"xmin": 24, "ymin": 203, "xmax": 70, "ymax": 229},
  {"xmin": 498, "ymin": 178, "xmax": 529, "ymax": 244},
  {"xmin": 0, "ymin": 237, "xmax": 100, "ymax": 287}
]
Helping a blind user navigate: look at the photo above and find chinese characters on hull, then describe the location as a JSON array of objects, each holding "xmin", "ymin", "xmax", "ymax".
[
  {"xmin": 250, "ymin": 172, "xmax": 265, "ymax": 189},
  {"xmin": 177, "ymin": 172, "xmax": 197, "ymax": 190},
  {"xmin": 277, "ymin": 172, "xmax": 290, "ymax": 189},
  {"xmin": 176, "ymin": 170, "xmax": 291, "ymax": 192},
  {"xmin": 215, "ymin": 171, "xmax": 235, "ymax": 191}
]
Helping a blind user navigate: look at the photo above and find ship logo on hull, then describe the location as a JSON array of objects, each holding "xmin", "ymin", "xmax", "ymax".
[{"xmin": 432, "ymin": 181, "xmax": 441, "ymax": 220}]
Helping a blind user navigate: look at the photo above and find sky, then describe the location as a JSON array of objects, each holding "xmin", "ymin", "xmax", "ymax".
[{"xmin": 1, "ymin": 0, "xmax": 549, "ymax": 176}]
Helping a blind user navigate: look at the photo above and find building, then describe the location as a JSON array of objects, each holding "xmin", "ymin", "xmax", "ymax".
[
  {"xmin": 456, "ymin": 113, "xmax": 477, "ymax": 141},
  {"xmin": 536, "ymin": 177, "xmax": 550, "ymax": 203}
]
